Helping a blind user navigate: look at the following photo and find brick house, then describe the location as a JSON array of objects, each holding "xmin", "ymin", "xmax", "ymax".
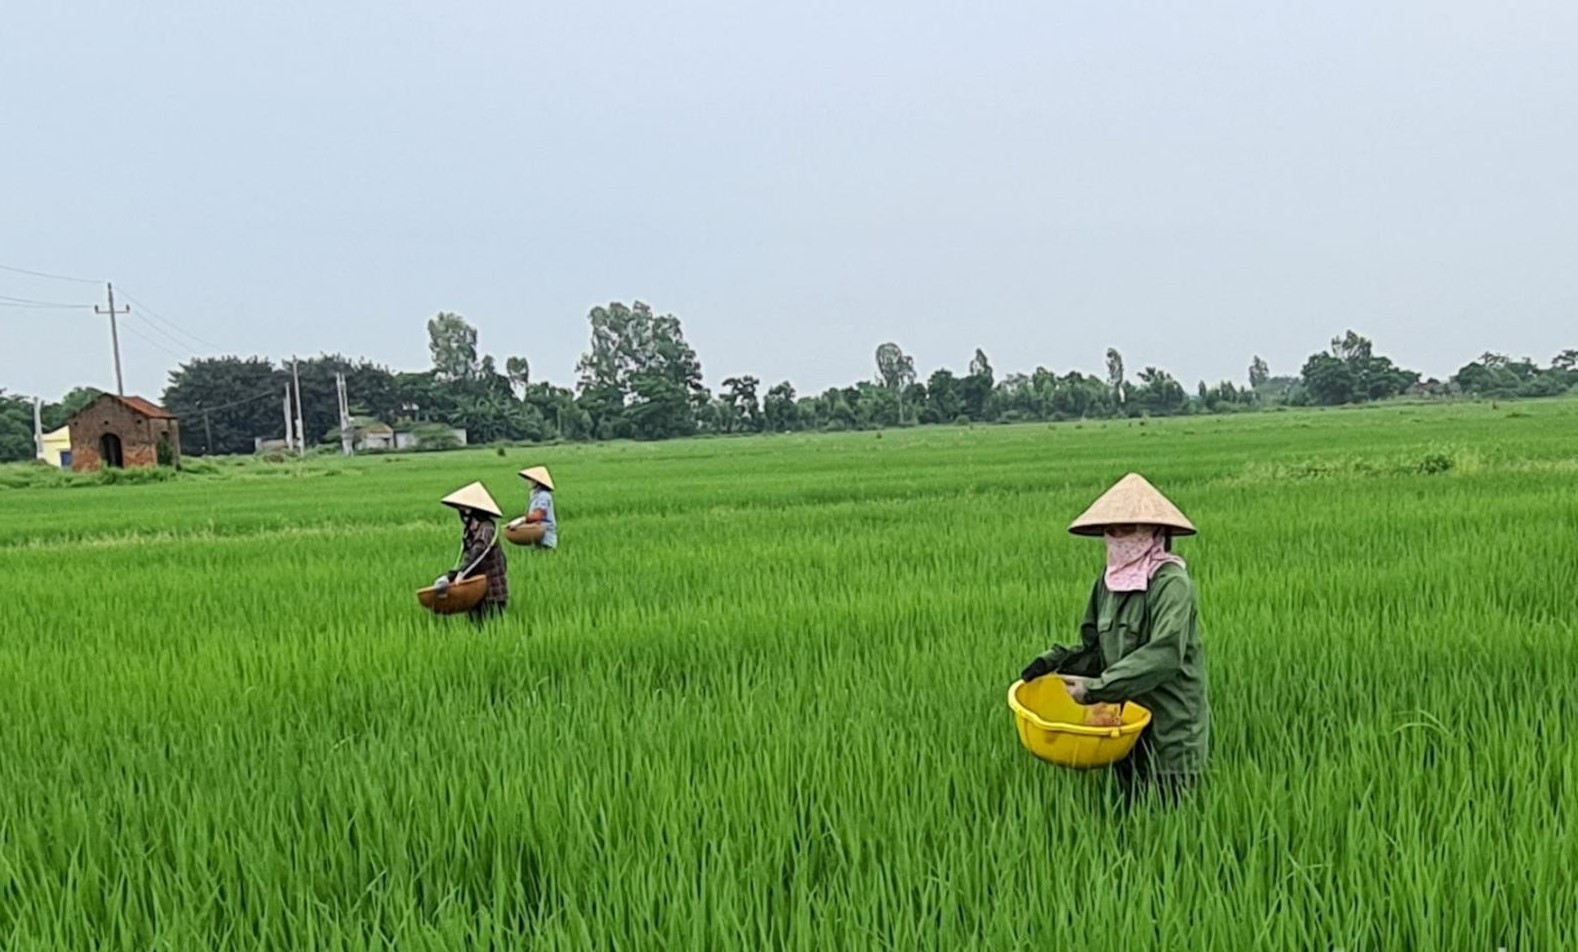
[{"xmin": 68, "ymin": 394, "xmax": 182, "ymax": 472}]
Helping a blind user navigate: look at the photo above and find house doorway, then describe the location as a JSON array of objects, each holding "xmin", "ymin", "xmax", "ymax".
[{"xmin": 100, "ymin": 433, "xmax": 124, "ymax": 468}]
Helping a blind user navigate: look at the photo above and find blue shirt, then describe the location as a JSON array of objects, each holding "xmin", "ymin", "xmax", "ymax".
[{"xmin": 530, "ymin": 489, "xmax": 557, "ymax": 549}]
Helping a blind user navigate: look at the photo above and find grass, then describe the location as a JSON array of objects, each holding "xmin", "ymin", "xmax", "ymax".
[{"xmin": 1, "ymin": 401, "xmax": 1576, "ymax": 949}]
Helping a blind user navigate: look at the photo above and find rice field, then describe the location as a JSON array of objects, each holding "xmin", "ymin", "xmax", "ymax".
[{"xmin": 1, "ymin": 400, "xmax": 1575, "ymax": 950}]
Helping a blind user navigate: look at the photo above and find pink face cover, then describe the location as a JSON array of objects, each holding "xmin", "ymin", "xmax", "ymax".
[{"xmin": 1103, "ymin": 528, "xmax": 1185, "ymax": 592}]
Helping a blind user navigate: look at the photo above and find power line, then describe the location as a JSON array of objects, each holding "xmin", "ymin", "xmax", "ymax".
[
  {"xmin": 0, "ymin": 301, "xmax": 95, "ymax": 310},
  {"xmin": 127, "ymin": 311, "xmax": 197, "ymax": 355},
  {"xmin": 0, "ymin": 261, "xmax": 102, "ymax": 284},
  {"xmin": 1, "ymin": 283, "xmax": 227, "ymax": 351},
  {"xmin": 0, "ymin": 269, "xmax": 226, "ymax": 351},
  {"xmin": 193, "ymin": 387, "xmax": 279, "ymax": 414},
  {"xmin": 120, "ymin": 320, "xmax": 188, "ymax": 361},
  {"xmin": 115, "ymin": 288, "xmax": 226, "ymax": 352},
  {"xmin": 0, "ymin": 293, "xmax": 94, "ymax": 309}
]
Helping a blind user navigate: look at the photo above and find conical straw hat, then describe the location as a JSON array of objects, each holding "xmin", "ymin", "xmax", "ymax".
[
  {"xmin": 440, "ymin": 481, "xmax": 503, "ymax": 517},
  {"xmin": 1068, "ymin": 473, "xmax": 1196, "ymax": 537},
  {"xmin": 518, "ymin": 466, "xmax": 555, "ymax": 491}
]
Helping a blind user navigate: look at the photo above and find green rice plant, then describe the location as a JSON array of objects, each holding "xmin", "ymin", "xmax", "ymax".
[{"xmin": 0, "ymin": 401, "xmax": 1574, "ymax": 949}]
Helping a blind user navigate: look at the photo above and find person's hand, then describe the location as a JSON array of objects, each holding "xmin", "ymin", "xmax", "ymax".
[
  {"xmin": 1020, "ymin": 657, "xmax": 1053, "ymax": 683},
  {"xmin": 1060, "ymin": 676, "xmax": 1092, "ymax": 703},
  {"xmin": 434, "ymin": 576, "xmax": 450, "ymax": 594}
]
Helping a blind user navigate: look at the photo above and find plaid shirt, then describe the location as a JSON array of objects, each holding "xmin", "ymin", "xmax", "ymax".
[{"xmin": 456, "ymin": 516, "xmax": 508, "ymax": 606}]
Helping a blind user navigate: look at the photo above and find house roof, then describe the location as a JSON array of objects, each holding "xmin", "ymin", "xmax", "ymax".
[
  {"xmin": 68, "ymin": 393, "xmax": 177, "ymax": 422},
  {"xmin": 116, "ymin": 395, "xmax": 176, "ymax": 419}
]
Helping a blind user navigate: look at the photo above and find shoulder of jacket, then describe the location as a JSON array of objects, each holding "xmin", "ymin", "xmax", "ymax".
[{"xmin": 1149, "ymin": 564, "xmax": 1193, "ymax": 594}]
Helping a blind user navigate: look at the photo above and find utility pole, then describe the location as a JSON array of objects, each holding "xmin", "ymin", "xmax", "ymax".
[
  {"xmin": 291, "ymin": 356, "xmax": 305, "ymax": 456},
  {"xmin": 32, "ymin": 397, "xmax": 43, "ymax": 461},
  {"xmin": 336, "ymin": 372, "xmax": 353, "ymax": 456},
  {"xmin": 283, "ymin": 387, "xmax": 295, "ymax": 452},
  {"xmin": 203, "ymin": 410, "xmax": 214, "ymax": 456},
  {"xmin": 95, "ymin": 283, "xmax": 129, "ymax": 396}
]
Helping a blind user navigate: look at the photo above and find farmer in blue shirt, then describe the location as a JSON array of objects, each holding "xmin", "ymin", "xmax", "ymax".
[{"xmin": 509, "ymin": 465, "xmax": 557, "ymax": 549}]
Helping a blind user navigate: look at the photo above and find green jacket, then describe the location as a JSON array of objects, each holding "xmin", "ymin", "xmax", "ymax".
[{"xmin": 1038, "ymin": 563, "xmax": 1210, "ymax": 776}]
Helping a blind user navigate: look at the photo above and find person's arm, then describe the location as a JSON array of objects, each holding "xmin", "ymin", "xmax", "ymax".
[
  {"xmin": 1081, "ymin": 574, "xmax": 1193, "ymax": 703},
  {"xmin": 1024, "ymin": 581, "xmax": 1103, "ymax": 680},
  {"xmin": 455, "ymin": 521, "xmax": 496, "ymax": 578},
  {"xmin": 524, "ymin": 492, "xmax": 549, "ymax": 524},
  {"xmin": 1043, "ymin": 581, "xmax": 1104, "ymax": 676}
]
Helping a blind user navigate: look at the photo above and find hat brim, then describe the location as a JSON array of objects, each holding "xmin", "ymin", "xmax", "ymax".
[
  {"xmin": 440, "ymin": 482, "xmax": 503, "ymax": 518},
  {"xmin": 1067, "ymin": 473, "xmax": 1196, "ymax": 537},
  {"xmin": 518, "ymin": 467, "xmax": 555, "ymax": 491},
  {"xmin": 1069, "ymin": 522, "xmax": 1197, "ymax": 538}
]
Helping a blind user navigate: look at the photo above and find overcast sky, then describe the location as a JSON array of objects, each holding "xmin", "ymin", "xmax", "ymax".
[{"xmin": 3, "ymin": 1, "xmax": 1574, "ymax": 402}]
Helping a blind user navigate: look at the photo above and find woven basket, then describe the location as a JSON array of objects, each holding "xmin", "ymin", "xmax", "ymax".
[
  {"xmin": 505, "ymin": 521, "xmax": 547, "ymax": 546},
  {"xmin": 417, "ymin": 574, "xmax": 489, "ymax": 614}
]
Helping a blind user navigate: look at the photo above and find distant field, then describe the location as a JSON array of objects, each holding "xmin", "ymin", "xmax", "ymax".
[{"xmin": 1, "ymin": 400, "xmax": 1575, "ymax": 949}]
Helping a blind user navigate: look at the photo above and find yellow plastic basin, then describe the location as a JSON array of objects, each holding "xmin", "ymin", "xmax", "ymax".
[{"xmin": 1008, "ymin": 678, "xmax": 1151, "ymax": 769}]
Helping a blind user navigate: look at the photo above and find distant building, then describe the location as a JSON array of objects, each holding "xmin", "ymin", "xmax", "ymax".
[
  {"xmin": 68, "ymin": 394, "xmax": 182, "ymax": 472},
  {"xmin": 37, "ymin": 425, "xmax": 71, "ymax": 469},
  {"xmin": 357, "ymin": 422, "xmax": 396, "ymax": 451},
  {"xmin": 247, "ymin": 421, "xmax": 467, "ymax": 455},
  {"xmin": 395, "ymin": 427, "xmax": 466, "ymax": 450},
  {"xmin": 1407, "ymin": 379, "xmax": 1455, "ymax": 399}
]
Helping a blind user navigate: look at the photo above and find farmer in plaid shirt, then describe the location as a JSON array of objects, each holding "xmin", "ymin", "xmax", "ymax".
[{"xmin": 434, "ymin": 482, "xmax": 508, "ymax": 624}]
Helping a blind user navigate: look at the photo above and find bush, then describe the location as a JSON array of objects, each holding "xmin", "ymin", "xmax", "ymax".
[{"xmin": 97, "ymin": 466, "xmax": 180, "ymax": 486}]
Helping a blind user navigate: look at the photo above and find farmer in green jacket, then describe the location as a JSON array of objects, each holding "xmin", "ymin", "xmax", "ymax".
[{"xmin": 1020, "ymin": 473, "xmax": 1210, "ymax": 805}]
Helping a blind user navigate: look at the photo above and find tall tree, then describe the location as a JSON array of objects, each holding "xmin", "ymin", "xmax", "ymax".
[
  {"xmin": 1329, "ymin": 331, "xmax": 1372, "ymax": 364},
  {"xmin": 968, "ymin": 348, "xmax": 993, "ymax": 381},
  {"xmin": 1300, "ymin": 331, "xmax": 1417, "ymax": 406},
  {"xmin": 505, "ymin": 356, "xmax": 531, "ymax": 396},
  {"xmin": 163, "ymin": 357, "xmax": 286, "ymax": 455},
  {"xmin": 1300, "ymin": 353, "xmax": 1356, "ymax": 406},
  {"xmin": 1133, "ymin": 367, "xmax": 1188, "ymax": 415},
  {"xmin": 1453, "ymin": 351, "xmax": 1570, "ymax": 398},
  {"xmin": 0, "ymin": 392, "xmax": 37, "ymax": 463},
  {"xmin": 874, "ymin": 342, "xmax": 916, "ymax": 422},
  {"xmin": 1106, "ymin": 348, "xmax": 1126, "ymax": 405},
  {"xmin": 427, "ymin": 312, "xmax": 480, "ymax": 381},
  {"xmin": 1249, "ymin": 356, "xmax": 1270, "ymax": 389},
  {"xmin": 576, "ymin": 301, "xmax": 705, "ymax": 439},
  {"xmin": 626, "ymin": 373, "xmax": 694, "ymax": 440},
  {"xmin": 926, "ymin": 368, "xmax": 961, "ymax": 422},
  {"xmin": 763, "ymin": 381, "xmax": 799, "ymax": 432},
  {"xmin": 959, "ymin": 349, "xmax": 995, "ymax": 421},
  {"xmin": 721, "ymin": 376, "xmax": 763, "ymax": 432}
]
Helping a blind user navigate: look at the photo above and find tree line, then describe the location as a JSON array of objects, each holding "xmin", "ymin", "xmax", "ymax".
[{"xmin": 1, "ymin": 301, "xmax": 1574, "ymax": 461}]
